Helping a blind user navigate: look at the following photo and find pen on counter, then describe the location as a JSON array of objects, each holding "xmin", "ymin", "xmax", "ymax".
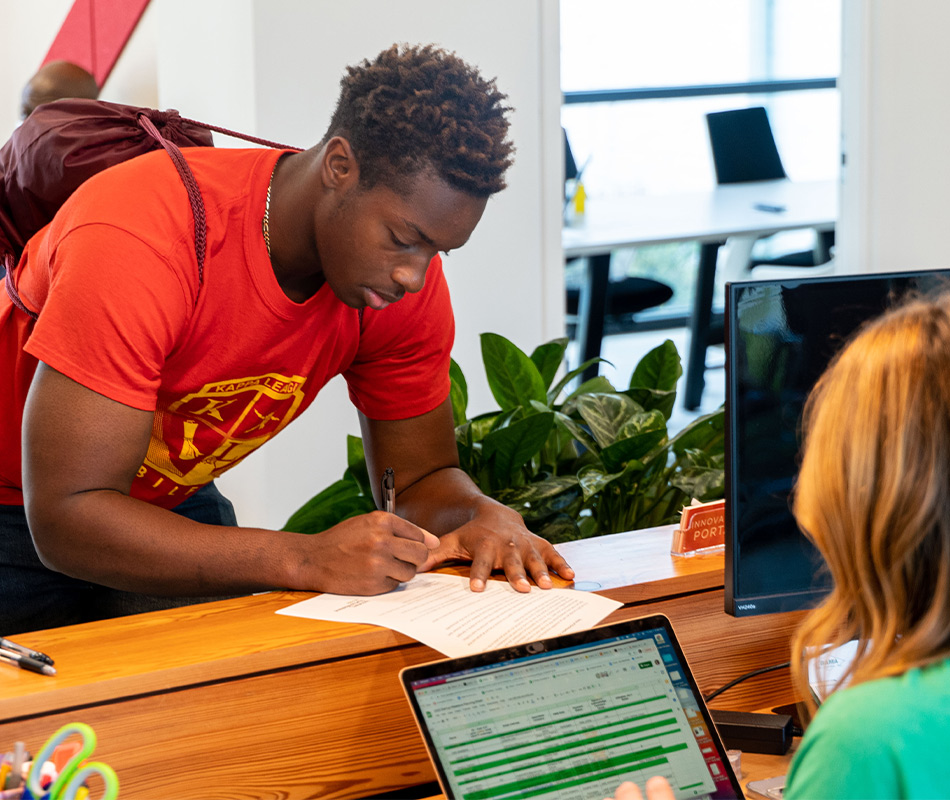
[
  {"xmin": 0, "ymin": 649, "xmax": 56, "ymax": 677},
  {"xmin": 0, "ymin": 638, "xmax": 53, "ymax": 666},
  {"xmin": 381, "ymin": 467, "xmax": 395, "ymax": 514}
]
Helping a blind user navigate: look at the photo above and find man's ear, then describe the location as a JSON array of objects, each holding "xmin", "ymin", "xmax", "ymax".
[{"xmin": 321, "ymin": 136, "xmax": 360, "ymax": 189}]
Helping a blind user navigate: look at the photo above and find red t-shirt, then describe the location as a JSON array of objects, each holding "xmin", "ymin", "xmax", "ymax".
[{"xmin": 0, "ymin": 147, "xmax": 454, "ymax": 508}]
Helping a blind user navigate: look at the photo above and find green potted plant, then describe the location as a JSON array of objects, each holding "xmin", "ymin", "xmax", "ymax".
[{"xmin": 284, "ymin": 335, "xmax": 724, "ymax": 542}]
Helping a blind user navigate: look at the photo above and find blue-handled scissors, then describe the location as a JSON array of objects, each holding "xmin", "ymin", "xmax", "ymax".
[{"xmin": 24, "ymin": 723, "xmax": 119, "ymax": 800}]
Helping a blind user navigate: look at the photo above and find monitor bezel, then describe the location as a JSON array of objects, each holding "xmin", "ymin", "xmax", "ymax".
[{"xmin": 724, "ymin": 268, "xmax": 950, "ymax": 617}]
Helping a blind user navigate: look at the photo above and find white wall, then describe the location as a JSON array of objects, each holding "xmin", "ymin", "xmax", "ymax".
[
  {"xmin": 0, "ymin": 1, "xmax": 74, "ymax": 139},
  {"xmin": 837, "ymin": 0, "xmax": 950, "ymax": 275},
  {"xmin": 156, "ymin": 0, "xmax": 565, "ymax": 530}
]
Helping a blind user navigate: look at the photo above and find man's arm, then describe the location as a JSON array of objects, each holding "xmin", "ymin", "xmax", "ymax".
[
  {"xmin": 359, "ymin": 398, "xmax": 575, "ymax": 592},
  {"xmin": 22, "ymin": 363, "xmax": 437, "ymax": 596}
]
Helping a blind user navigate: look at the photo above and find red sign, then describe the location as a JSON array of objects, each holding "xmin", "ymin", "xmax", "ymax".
[
  {"xmin": 43, "ymin": 0, "xmax": 152, "ymax": 87},
  {"xmin": 671, "ymin": 499, "xmax": 725, "ymax": 556}
]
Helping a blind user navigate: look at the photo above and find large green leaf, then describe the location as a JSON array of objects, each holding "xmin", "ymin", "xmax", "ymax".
[
  {"xmin": 629, "ymin": 339, "xmax": 683, "ymax": 392},
  {"xmin": 481, "ymin": 333, "xmax": 547, "ymax": 411},
  {"xmin": 449, "ymin": 358, "xmax": 469, "ymax": 426},
  {"xmin": 547, "ymin": 357, "xmax": 607, "ymax": 404},
  {"xmin": 495, "ymin": 476, "xmax": 582, "ymax": 523},
  {"xmin": 468, "ymin": 411, "xmax": 501, "ymax": 443},
  {"xmin": 530, "ymin": 338, "xmax": 569, "ymax": 391},
  {"xmin": 577, "ymin": 465, "xmax": 623, "ymax": 501},
  {"xmin": 307, "ymin": 494, "xmax": 376, "ymax": 531},
  {"xmin": 601, "ymin": 429, "xmax": 667, "ymax": 473},
  {"xmin": 574, "ymin": 393, "xmax": 640, "ymax": 449},
  {"xmin": 670, "ymin": 408, "xmax": 725, "ymax": 456},
  {"xmin": 455, "ymin": 421, "xmax": 473, "ymax": 447},
  {"xmin": 344, "ymin": 435, "xmax": 371, "ymax": 496},
  {"xmin": 482, "ymin": 412, "xmax": 555, "ymax": 484},
  {"xmin": 553, "ymin": 410, "xmax": 600, "ymax": 455},
  {"xmin": 625, "ymin": 387, "xmax": 677, "ymax": 422},
  {"xmin": 455, "ymin": 422, "xmax": 475, "ymax": 473},
  {"xmin": 536, "ymin": 513, "xmax": 584, "ymax": 544},
  {"xmin": 671, "ymin": 466, "xmax": 725, "ymax": 503},
  {"xmin": 489, "ymin": 406, "xmax": 525, "ymax": 432},
  {"xmin": 345, "ymin": 435, "xmax": 365, "ymax": 470},
  {"xmin": 564, "ymin": 376, "xmax": 617, "ymax": 406},
  {"xmin": 678, "ymin": 448, "xmax": 725, "ymax": 470},
  {"xmin": 620, "ymin": 409, "xmax": 667, "ymax": 438},
  {"xmin": 576, "ymin": 514, "xmax": 599, "ymax": 539},
  {"xmin": 282, "ymin": 477, "xmax": 376, "ymax": 533}
]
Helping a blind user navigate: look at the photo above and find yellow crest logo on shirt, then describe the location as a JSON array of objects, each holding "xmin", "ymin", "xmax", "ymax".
[{"xmin": 141, "ymin": 373, "xmax": 306, "ymax": 493}]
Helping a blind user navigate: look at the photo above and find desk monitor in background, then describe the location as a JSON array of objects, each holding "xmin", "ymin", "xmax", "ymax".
[{"xmin": 724, "ymin": 269, "xmax": 950, "ymax": 617}]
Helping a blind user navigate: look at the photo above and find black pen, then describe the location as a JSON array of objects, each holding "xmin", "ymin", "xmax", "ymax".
[
  {"xmin": 0, "ymin": 648, "xmax": 57, "ymax": 676},
  {"xmin": 0, "ymin": 636, "xmax": 54, "ymax": 666},
  {"xmin": 381, "ymin": 467, "xmax": 395, "ymax": 514}
]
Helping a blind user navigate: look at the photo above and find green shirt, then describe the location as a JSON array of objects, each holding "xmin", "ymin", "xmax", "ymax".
[{"xmin": 785, "ymin": 659, "xmax": 950, "ymax": 799}]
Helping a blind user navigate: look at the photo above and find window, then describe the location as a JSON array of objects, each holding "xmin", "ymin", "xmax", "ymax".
[{"xmin": 561, "ymin": 0, "xmax": 841, "ymax": 318}]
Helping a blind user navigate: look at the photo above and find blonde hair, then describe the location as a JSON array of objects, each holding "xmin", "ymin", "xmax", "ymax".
[{"xmin": 791, "ymin": 292, "xmax": 950, "ymax": 710}]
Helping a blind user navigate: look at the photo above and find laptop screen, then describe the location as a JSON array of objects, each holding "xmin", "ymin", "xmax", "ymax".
[{"xmin": 402, "ymin": 615, "xmax": 741, "ymax": 800}]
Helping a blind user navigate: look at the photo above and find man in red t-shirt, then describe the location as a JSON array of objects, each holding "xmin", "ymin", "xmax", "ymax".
[{"xmin": 0, "ymin": 44, "xmax": 574, "ymax": 633}]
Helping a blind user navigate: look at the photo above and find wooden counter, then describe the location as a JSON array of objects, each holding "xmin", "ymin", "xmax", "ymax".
[{"xmin": 0, "ymin": 526, "xmax": 807, "ymax": 799}]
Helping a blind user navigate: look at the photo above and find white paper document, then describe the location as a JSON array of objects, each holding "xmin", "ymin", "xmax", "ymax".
[
  {"xmin": 277, "ymin": 573, "xmax": 622, "ymax": 657},
  {"xmin": 808, "ymin": 638, "xmax": 859, "ymax": 703}
]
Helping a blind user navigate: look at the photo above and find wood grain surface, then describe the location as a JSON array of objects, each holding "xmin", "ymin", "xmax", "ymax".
[{"xmin": 0, "ymin": 527, "xmax": 808, "ymax": 799}]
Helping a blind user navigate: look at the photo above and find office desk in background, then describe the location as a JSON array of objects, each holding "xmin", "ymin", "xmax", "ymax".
[{"xmin": 562, "ymin": 179, "xmax": 838, "ymax": 409}]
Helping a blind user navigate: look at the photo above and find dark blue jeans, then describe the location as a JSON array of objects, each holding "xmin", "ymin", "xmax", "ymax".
[{"xmin": 0, "ymin": 483, "xmax": 239, "ymax": 635}]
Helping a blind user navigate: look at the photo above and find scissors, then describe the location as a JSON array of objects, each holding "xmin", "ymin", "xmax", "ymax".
[{"xmin": 24, "ymin": 723, "xmax": 119, "ymax": 800}]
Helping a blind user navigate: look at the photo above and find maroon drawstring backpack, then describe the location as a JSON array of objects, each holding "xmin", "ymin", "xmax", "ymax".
[{"xmin": 0, "ymin": 98, "xmax": 297, "ymax": 319}]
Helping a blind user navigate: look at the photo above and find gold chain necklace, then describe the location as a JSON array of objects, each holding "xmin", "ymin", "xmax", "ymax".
[{"xmin": 262, "ymin": 165, "xmax": 277, "ymax": 257}]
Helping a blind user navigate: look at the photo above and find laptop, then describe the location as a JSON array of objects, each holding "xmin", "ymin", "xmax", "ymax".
[{"xmin": 400, "ymin": 614, "xmax": 743, "ymax": 799}]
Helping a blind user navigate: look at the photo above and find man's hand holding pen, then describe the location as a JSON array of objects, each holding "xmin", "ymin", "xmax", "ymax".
[{"xmin": 287, "ymin": 512, "xmax": 439, "ymax": 595}]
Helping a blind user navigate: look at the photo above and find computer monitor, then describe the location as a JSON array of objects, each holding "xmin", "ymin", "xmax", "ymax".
[{"xmin": 724, "ymin": 268, "xmax": 950, "ymax": 616}]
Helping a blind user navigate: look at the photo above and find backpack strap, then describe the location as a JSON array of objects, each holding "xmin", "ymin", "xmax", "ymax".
[
  {"xmin": 136, "ymin": 113, "xmax": 209, "ymax": 283},
  {"xmin": 177, "ymin": 117, "xmax": 298, "ymax": 151},
  {"xmin": 3, "ymin": 252, "xmax": 28, "ymax": 315}
]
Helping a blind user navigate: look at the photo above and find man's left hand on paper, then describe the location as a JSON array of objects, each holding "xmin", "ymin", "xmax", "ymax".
[{"xmin": 420, "ymin": 501, "xmax": 574, "ymax": 593}]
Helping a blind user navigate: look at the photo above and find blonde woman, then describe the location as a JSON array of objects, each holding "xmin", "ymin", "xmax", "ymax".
[
  {"xmin": 610, "ymin": 293, "xmax": 950, "ymax": 800},
  {"xmin": 781, "ymin": 293, "xmax": 950, "ymax": 797}
]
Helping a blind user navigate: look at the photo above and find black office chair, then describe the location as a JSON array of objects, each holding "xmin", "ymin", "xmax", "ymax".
[
  {"xmin": 562, "ymin": 129, "xmax": 674, "ymax": 377},
  {"xmin": 706, "ymin": 106, "xmax": 835, "ymax": 267},
  {"xmin": 565, "ymin": 276, "xmax": 673, "ymax": 339},
  {"xmin": 682, "ymin": 107, "xmax": 836, "ymax": 411}
]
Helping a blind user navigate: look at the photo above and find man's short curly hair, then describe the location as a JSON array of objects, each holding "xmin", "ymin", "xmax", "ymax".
[{"xmin": 322, "ymin": 44, "xmax": 514, "ymax": 197}]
